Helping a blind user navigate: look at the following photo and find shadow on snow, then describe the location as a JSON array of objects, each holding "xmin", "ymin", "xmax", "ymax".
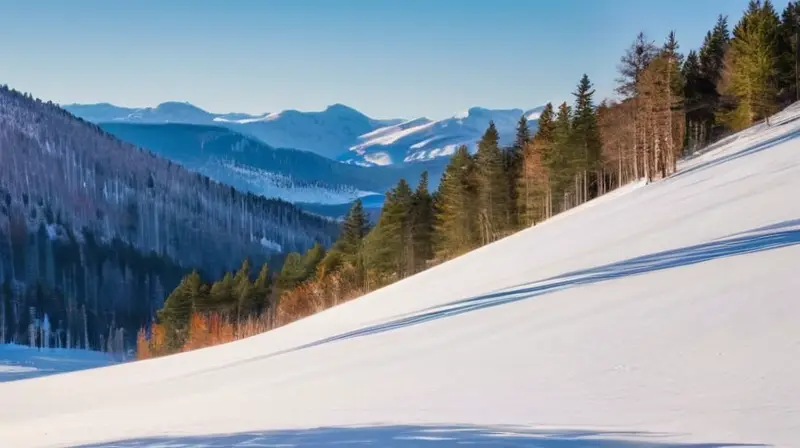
[
  {"xmin": 81, "ymin": 424, "xmax": 766, "ymax": 447},
  {"xmin": 289, "ymin": 219, "xmax": 800, "ymax": 353}
]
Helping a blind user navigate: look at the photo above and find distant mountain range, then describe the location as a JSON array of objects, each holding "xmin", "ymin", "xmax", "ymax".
[
  {"xmin": 64, "ymin": 102, "xmax": 543, "ymax": 166},
  {"xmin": 97, "ymin": 122, "xmax": 446, "ymax": 215}
]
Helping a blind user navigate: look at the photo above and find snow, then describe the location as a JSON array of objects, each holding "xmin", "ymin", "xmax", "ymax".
[
  {"xmin": 219, "ymin": 161, "xmax": 379, "ymax": 204},
  {"xmin": 0, "ymin": 344, "xmax": 114, "ymax": 383},
  {"xmin": 342, "ymin": 106, "xmax": 543, "ymax": 166},
  {"xmin": 3, "ymin": 106, "xmax": 800, "ymax": 447}
]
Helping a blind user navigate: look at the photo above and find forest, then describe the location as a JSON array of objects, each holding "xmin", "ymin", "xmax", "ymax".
[
  {"xmin": 0, "ymin": 86, "xmax": 340, "ymax": 352},
  {"xmin": 137, "ymin": 0, "xmax": 800, "ymax": 358}
]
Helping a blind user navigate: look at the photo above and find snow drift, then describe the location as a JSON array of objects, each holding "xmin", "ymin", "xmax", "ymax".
[{"xmin": 3, "ymin": 106, "xmax": 800, "ymax": 447}]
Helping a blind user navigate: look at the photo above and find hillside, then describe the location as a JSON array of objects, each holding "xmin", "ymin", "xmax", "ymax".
[
  {"xmin": 0, "ymin": 86, "xmax": 339, "ymax": 350},
  {"xmin": 2, "ymin": 99, "xmax": 800, "ymax": 447},
  {"xmin": 97, "ymin": 122, "xmax": 446, "ymax": 208}
]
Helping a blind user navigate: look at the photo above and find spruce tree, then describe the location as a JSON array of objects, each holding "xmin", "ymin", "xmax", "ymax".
[
  {"xmin": 252, "ymin": 263, "xmax": 271, "ymax": 315},
  {"xmin": 362, "ymin": 179, "xmax": 414, "ymax": 281},
  {"xmin": 570, "ymin": 74, "xmax": 602, "ymax": 203},
  {"xmin": 434, "ymin": 145, "xmax": 478, "ymax": 258},
  {"xmin": 411, "ymin": 171, "xmax": 434, "ymax": 272},
  {"xmin": 302, "ymin": 242, "xmax": 326, "ymax": 279},
  {"xmin": 275, "ymin": 252, "xmax": 306, "ymax": 293},
  {"xmin": 209, "ymin": 272, "xmax": 237, "ymax": 316},
  {"xmin": 507, "ymin": 115, "xmax": 530, "ymax": 228},
  {"xmin": 720, "ymin": 0, "xmax": 781, "ymax": 129},
  {"xmin": 233, "ymin": 259, "xmax": 256, "ymax": 319},
  {"xmin": 778, "ymin": 1, "xmax": 800, "ymax": 104},
  {"xmin": 552, "ymin": 102, "xmax": 573, "ymax": 211},
  {"xmin": 475, "ymin": 121, "xmax": 510, "ymax": 243},
  {"xmin": 157, "ymin": 270, "xmax": 205, "ymax": 349}
]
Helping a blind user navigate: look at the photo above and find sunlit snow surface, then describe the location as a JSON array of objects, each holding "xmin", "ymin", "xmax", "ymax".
[{"xmin": 4, "ymin": 106, "xmax": 800, "ymax": 446}]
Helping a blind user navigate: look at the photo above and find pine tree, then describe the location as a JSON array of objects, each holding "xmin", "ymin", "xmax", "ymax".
[
  {"xmin": 362, "ymin": 179, "xmax": 414, "ymax": 282},
  {"xmin": 209, "ymin": 272, "xmax": 236, "ymax": 315},
  {"xmin": 411, "ymin": 171, "xmax": 434, "ymax": 272},
  {"xmin": 157, "ymin": 270, "xmax": 204, "ymax": 349},
  {"xmin": 506, "ymin": 114, "xmax": 530, "ymax": 228},
  {"xmin": 434, "ymin": 145, "xmax": 478, "ymax": 258},
  {"xmin": 302, "ymin": 242, "xmax": 326, "ymax": 280},
  {"xmin": 719, "ymin": 0, "xmax": 781, "ymax": 129},
  {"xmin": 777, "ymin": 1, "xmax": 800, "ymax": 105},
  {"xmin": 275, "ymin": 252, "xmax": 306, "ymax": 293},
  {"xmin": 252, "ymin": 263, "xmax": 271, "ymax": 315},
  {"xmin": 570, "ymin": 74, "xmax": 602, "ymax": 203},
  {"xmin": 552, "ymin": 102, "xmax": 574, "ymax": 211},
  {"xmin": 475, "ymin": 121, "xmax": 510, "ymax": 243},
  {"xmin": 233, "ymin": 259, "xmax": 256, "ymax": 319}
]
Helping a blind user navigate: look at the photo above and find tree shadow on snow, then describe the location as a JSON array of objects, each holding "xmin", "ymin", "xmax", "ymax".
[
  {"xmin": 203, "ymin": 219, "xmax": 800, "ymax": 376},
  {"xmin": 285, "ymin": 219, "xmax": 800, "ymax": 354},
  {"xmin": 81, "ymin": 424, "xmax": 767, "ymax": 447},
  {"xmin": 670, "ymin": 123, "xmax": 800, "ymax": 181}
]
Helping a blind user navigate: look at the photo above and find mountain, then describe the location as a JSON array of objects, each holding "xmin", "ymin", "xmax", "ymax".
[
  {"xmin": 65, "ymin": 102, "xmax": 543, "ymax": 165},
  {"xmin": 342, "ymin": 106, "xmax": 544, "ymax": 166},
  {"xmin": 4, "ymin": 101, "xmax": 800, "ymax": 447},
  {"xmin": 0, "ymin": 86, "xmax": 339, "ymax": 350},
  {"xmin": 65, "ymin": 102, "xmax": 405, "ymax": 160},
  {"xmin": 97, "ymin": 123, "xmax": 446, "ymax": 209}
]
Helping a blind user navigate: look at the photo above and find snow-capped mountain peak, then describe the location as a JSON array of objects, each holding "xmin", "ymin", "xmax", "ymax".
[{"xmin": 340, "ymin": 105, "xmax": 544, "ymax": 166}]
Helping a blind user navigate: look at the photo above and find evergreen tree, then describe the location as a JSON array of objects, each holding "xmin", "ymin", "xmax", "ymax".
[
  {"xmin": 475, "ymin": 121, "xmax": 510, "ymax": 243},
  {"xmin": 719, "ymin": 0, "xmax": 781, "ymax": 129},
  {"xmin": 233, "ymin": 259, "xmax": 256, "ymax": 319},
  {"xmin": 551, "ymin": 102, "xmax": 574, "ymax": 211},
  {"xmin": 699, "ymin": 15, "xmax": 731, "ymax": 86},
  {"xmin": 209, "ymin": 272, "xmax": 236, "ymax": 315},
  {"xmin": 157, "ymin": 270, "xmax": 204, "ymax": 349},
  {"xmin": 365, "ymin": 179, "xmax": 414, "ymax": 280},
  {"xmin": 506, "ymin": 114, "xmax": 530, "ymax": 228},
  {"xmin": 570, "ymin": 74, "xmax": 602, "ymax": 203},
  {"xmin": 433, "ymin": 145, "xmax": 478, "ymax": 258},
  {"xmin": 777, "ymin": 1, "xmax": 800, "ymax": 104},
  {"xmin": 252, "ymin": 263, "xmax": 271, "ymax": 314},
  {"xmin": 411, "ymin": 171, "xmax": 434, "ymax": 272},
  {"xmin": 302, "ymin": 242, "xmax": 326, "ymax": 280},
  {"xmin": 275, "ymin": 252, "xmax": 306, "ymax": 293}
]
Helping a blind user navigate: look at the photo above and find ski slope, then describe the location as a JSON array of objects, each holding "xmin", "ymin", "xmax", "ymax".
[{"xmin": 3, "ymin": 107, "xmax": 800, "ymax": 447}]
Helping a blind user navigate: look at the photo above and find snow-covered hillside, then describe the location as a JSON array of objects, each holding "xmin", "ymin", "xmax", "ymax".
[
  {"xmin": 343, "ymin": 106, "xmax": 544, "ymax": 166},
  {"xmin": 4, "ymin": 106, "xmax": 800, "ymax": 447},
  {"xmin": 64, "ymin": 102, "xmax": 542, "ymax": 164}
]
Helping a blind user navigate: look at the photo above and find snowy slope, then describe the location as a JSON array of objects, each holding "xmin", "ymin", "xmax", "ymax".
[
  {"xmin": 0, "ymin": 345, "xmax": 114, "ymax": 383},
  {"xmin": 3, "ymin": 107, "xmax": 800, "ymax": 447},
  {"xmin": 342, "ymin": 106, "xmax": 544, "ymax": 166}
]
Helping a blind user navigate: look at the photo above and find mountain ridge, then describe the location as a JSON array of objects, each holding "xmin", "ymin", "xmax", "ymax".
[{"xmin": 65, "ymin": 101, "xmax": 545, "ymax": 165}]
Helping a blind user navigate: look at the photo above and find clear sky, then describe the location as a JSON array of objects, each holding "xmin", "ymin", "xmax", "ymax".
[{"xmin": 0, "ymin": 0, "xmax": 752, "ymax": 120}]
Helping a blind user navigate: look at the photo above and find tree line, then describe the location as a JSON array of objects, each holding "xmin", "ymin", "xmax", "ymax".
[{"xmin": 138, "ymin": 0, "xmax": 800, "ymax": 358}]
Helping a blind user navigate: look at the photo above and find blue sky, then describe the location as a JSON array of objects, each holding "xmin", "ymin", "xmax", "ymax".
[{"xmin": 0, "ymin": 0, "xmax": 752, "ymax": 120}]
